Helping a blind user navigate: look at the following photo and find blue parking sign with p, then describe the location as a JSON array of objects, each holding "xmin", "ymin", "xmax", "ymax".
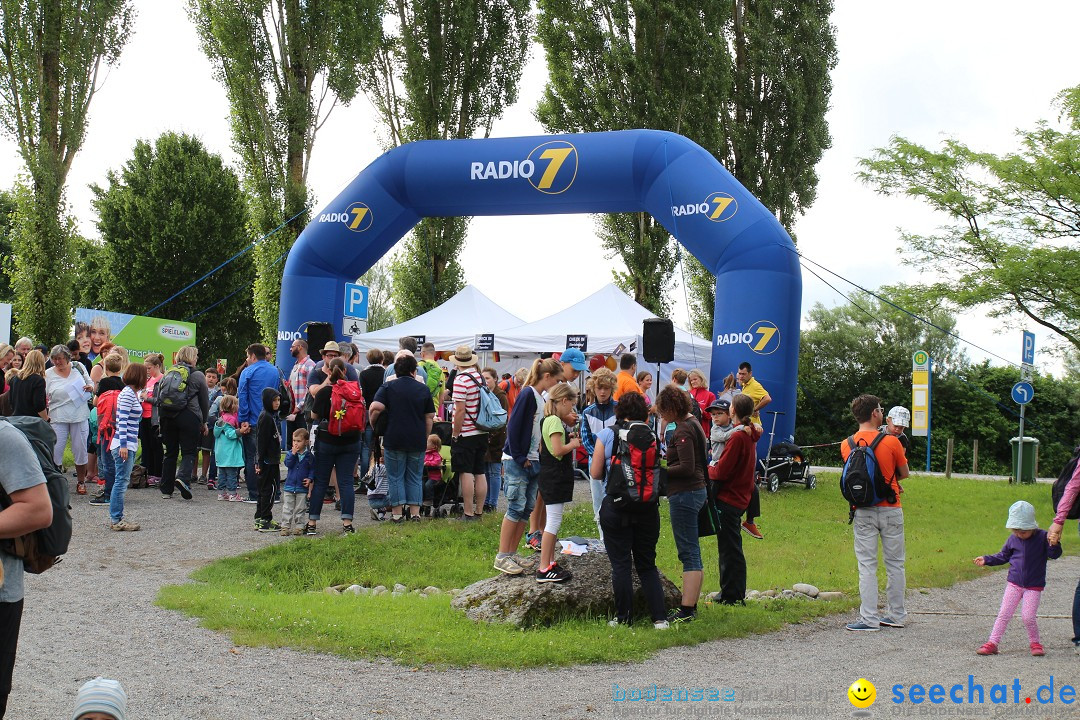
[
  {"xmin": 344, "ymin": 283, "xmax": 369, "ymax": 320},
  {"xmin": 1022, "ymin": 331, "xmax": 1035, "ymax": 365}
]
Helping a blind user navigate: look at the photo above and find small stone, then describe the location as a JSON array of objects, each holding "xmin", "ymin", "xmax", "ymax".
[
  {"xmin": 423, "ymin": 586, "xmax": 441, "ymax": 595},
  {"xmin": 345, "ymin": 584, "xmax": 363, "ymax": 595},
  {"xmin": 794, "ymin": 592, "xmax": 811, "ymax": 600},
  {"xmin": 324, "ymin": 586, "xmax": 341, "ymax": 595},
  {"xmin": 817, "ymin": 591, "xmax": 843, "ymax": 601},
  {"xmin": 391, "ymin": 591, "xmax": 403, "ymax": 598},
  {"xmin": 358, "ymin": 586, "xmax": 370, "ymax": 595},
  {"xmin": 449, "ymin": 588, "xmax": 462, "ymax": 597},
  {"xmin": 333, "ymin": 584, "xmax": 349, "ymax": 592},
  {"xmin": 393, "ymin": 583, "xmax": 407, "ymax": 593},
  {"xmin": 372, "ymin": 585, "xmax": 388, "ymax": 596},
  {"xmin": 704, "ymin": 591, "xmax": 721, "ymax": 603},
  {"xmin": 418, "ymin": 593, "xmax": 428, "ymax": 599},
  {"xmin": 746, "ymin": 590, "xmax": 760, "ymax": 599},
  {"xmin": 411, "ymin": 589, "xmax": 421, "ymax": 594},
  {"xmin": 759, "ymin": 589, "xmax": 777, "ymax": 598},
  {"xmin": 780, "ymin": 589, "xmax": 795, "ymax": 599},
  {"xmin": 792, "ymin": 583, "xmax": 819, "ymax": 598}
]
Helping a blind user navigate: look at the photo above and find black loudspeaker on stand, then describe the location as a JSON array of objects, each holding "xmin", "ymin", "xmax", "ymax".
[
  {"xmin": 306, "ymin": 322, "xmax": 335, "ymax": 362},
  {"xmin": 642, "ymin": 318, "xmax": 675, "ymax": 364}
]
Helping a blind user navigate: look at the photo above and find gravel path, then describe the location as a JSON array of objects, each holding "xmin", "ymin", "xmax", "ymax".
[{"xmin": 9, "ymin": 479, "xmax": 1080, "ymax": 719}]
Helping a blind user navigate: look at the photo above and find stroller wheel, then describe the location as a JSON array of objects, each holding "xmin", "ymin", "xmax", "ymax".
[
  {"xmin": 805, "ymin": 474, "xmax": 817, "ymax": 490},
  {"xmin": 766, "ymin": 473, "xmax": 780, "ymax": 493}
]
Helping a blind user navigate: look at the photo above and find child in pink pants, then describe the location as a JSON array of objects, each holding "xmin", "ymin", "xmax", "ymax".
[{"xmin": 974, "ymin": 500, "xmax": 1062, "ymax": 656}]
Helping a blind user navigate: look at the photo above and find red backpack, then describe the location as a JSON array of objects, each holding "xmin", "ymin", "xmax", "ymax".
[
  {"xmin": 605, "ymin": 421, "xmax": 666, "ymax": 507},
  {"xmin": 327, "ymin": 380, "xmax": 366, "ymax": 436},
  {"xmin": 96, "ymin": 389, "xmax": 121, "ymax": 448}
]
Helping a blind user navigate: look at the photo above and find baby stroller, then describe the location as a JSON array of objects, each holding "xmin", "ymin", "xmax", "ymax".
[
  {"xmin": 422, "ymin": 425, "xmax": 463, "ymax": 517},
  {"xmin": 755, "ymin": 411, "xmax": 816, "ymax": 493}
]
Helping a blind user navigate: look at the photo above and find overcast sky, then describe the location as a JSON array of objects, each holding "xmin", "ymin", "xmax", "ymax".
[{"xmin": 1, "ymin": 0, "xmax": 1077, "ymax": 373}]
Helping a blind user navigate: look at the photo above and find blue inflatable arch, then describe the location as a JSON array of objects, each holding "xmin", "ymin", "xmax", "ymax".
[{"xmin": 277, "ymin": 130, "xmax": 802, "ymax": 448}]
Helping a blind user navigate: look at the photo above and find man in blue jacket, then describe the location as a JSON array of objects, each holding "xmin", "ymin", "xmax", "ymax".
[{"xmin": 238, "ymin": 343, "xmax": 280, "ymax": 502}]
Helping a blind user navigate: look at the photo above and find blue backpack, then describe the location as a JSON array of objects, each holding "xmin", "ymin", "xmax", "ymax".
[
  {"xmin": 465, "ymin": 373, "xmax": 507, "ymax": 432},
  {"xmin": 840, "ymin": 433, "xmax": 896, "ymax": 523}
]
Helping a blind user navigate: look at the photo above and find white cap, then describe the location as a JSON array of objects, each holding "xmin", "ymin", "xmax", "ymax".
[
  {"xmin": 1006, "ymin": 500, "xmax": 1038, "ymax": 531},
  {"xmin": 887, "ymin": 406, "xmax": 911, "ymax": 427}
]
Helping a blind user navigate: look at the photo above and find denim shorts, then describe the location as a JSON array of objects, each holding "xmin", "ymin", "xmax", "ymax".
[
  {"xmin": 667, "ymin": 488, "xmax": 707, "ymax": 572},
  {"xmin": 503, "ymin": 458, "xmax": 539, "ymax": 523}
]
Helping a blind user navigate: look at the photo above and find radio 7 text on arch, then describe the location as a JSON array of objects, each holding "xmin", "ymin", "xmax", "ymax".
[{"xmin": 276, "ymin": 130, "xmax": 802, "ymax": 453}]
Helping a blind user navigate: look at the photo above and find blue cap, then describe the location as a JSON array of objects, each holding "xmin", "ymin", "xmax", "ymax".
[{"xmin": 560, "ymin": 348, "xmax": 587, "ymax": 371}]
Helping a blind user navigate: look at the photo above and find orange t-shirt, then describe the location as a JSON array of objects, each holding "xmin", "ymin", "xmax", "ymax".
[
  {"xmin": 839, "ymin": 430, "xmax": 907, "ymax": 508},
  {"xmin": 613, "ymin": 371, "xmax": 643, "ymax": 401}
]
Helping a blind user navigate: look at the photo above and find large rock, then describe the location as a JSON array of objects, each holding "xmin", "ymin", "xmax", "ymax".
[{"xmin": 451, "ymin": 550, "xmax": 681, "ymax": 627}]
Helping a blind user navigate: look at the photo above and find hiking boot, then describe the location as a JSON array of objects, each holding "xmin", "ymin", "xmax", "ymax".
[
  {"xmin": 976, "ymin": 642, "xmax": 998, "ymax": 655},
  {"xmin": 845, "ymin": 622, "xmax": 879, "ymax": 632},
  {"xmin": 668, "ymin": 607, "xmax": 697, "ymax": 624},
  {"xmin": 89, "ymin": 494, "xmax": 111, "ymax": 506},
  {"xmin": 493, "ymin": 555, "xmax": 524, "ymax": 576},
  {"xmin": 1030, "ymin": 642, "xmax": 1045, "ymax": 657},
  {"xmin": 536, "ymin": 562, "xmax": 571, "ymax": 583},
  {"xmin": 879, "ymin": 617, "xmax": 905, "ymax": 628},
  {"xmin": 741, "ymin": 521, "xmax": 763, "ymax": 539},
  {"xmin": 175, "ymin": 477, "xmax": 193, "ymax": 500},
  {"xmin": 110, "ymin": 519, "xmax": 141, "ymax": 531}
]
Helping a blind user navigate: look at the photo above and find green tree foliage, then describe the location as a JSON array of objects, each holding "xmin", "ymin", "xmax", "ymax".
[
  {"xmin": 0, "ymin": 188, "xmax": 14, "ymax": 302},
  {"xmin": 858, "ymin": 85, "xmax": 1080, "ymax": 355},
  {"xmin": 357, "ymin": 259, "xmax": 394, "ymax": 332},
  {"xmin": 69, "ymin": 234, "xmax": 106, "ymax": 311},
  {"xmin": 538, "ymin": 0, "xmax": 836, "ymax": 321},
  {"xmin": 189, "ymin": 0, "xmax": 381, "ymax": 342},
  {"xmin": 363, "ymin": 0, "xmax": 532, "ymax": 320},
  {"xmin": 0, "ymin": 0, "xmax": 133, "ymax": 342},
  {"xmin": 91, "ymin": 132, "xmax": 258, "ymax": 362}
]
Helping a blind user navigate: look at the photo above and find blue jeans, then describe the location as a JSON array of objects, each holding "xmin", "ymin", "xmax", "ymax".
[
  {"xmin": 242, "ymin": 431, "xmax": 257, "ymax": 499},
  {"xmin": 217, "ymin": 466, "xmax": 240, "ymax": 493},
  {"xmin": 503, "ymin": 458, "xmax": 540, "ymax": 523},
  {"xmin": 484, "ymin": 461, "xmax": 503, "ymax": 508},
  {"xmin": 360, "ymin": 426, "xmax": 374, "ymax": 478},
  {"xmin": 309, "ymin": 438, "xmax": 360, "ymax": 521},
  {"xmin": 385, "ymin": 448, "xmax": 423, "ymax": 508},
  {"xmin": 667, "ymin": 488, "xmax": 707, "ymax": 572},
  {"xmin": 109, "ymin": 448, "xmax": 135, "ymax": 524},
  {"xmin": 99, "ymin": 446, "xmax": 116, "ymax": 499}
]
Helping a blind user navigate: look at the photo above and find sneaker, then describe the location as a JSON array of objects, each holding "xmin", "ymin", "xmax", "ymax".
[
  {"xmin": 109, "ymin": 519, "xmax": 141, "ymax": 531},
  {"xmin": 608, "ymin": 618, "xmax": 627, "ymax": 628},
  {"xmin": 147, "ymin": 476, "xmax": 161, "ymax": 487},
  {"xmin": 483, "ymin": 504, "xmax": 495, "ymax": 514},
  {"xmin": 846, "ymin": 622, "xmax": 880, "ymax": 632},
  {"xmin": 408, "ymin": 515, "xmax": 420, "ymax": 523},
  {"xmin": 1030, "ymin": 642, "xmax": 1045, "ymax": 657},
  {"xmin": 493, "ymin": 555, "xmax": 524, "ymax": 576},
  {"xmin": 217, "ymin": 492, "xmax": 228, "ymax": 501},
  {"xmin": 254, "ymin": 520, "xmax": 282, "ymax": 533},
  {"xmin": 243, "ymin": 497, "xmax": 258, "ymax": 504},
  {"xmin": 879, "ymin": 617, "xmax": 905, "ymax": 628},
  {"xmin": 89, "ymin": 494, "xmax": 111, "ymax": 506},
  {"xmin": 976, "ymin": 641, "xmax": 999, "ymax": 655},
  {"xmin": 1073, "ymin": 642, "xmax": 1080, "ymax": 657},
  {"xmin": 303, "ymin": 524, "xmax": 317, "ymax": 536},
  {"xmin": 653, "ymin": 620, "xmax": 670, "ymax": 630},
  {"xmin": 229, "ymin": 493, "xmax": 246, "ymax": 502},
  {"xmin": 207, "ymin": 479, "xmax": 217, "ymax": 490},
  {"xmin": 175, "ymin": 478, "xmax": 193, "ymax": 500},
  {"xmin": 160, "ymin": 493, "xmax": 173, "ymax": 499},
  {"xmin": 459, "ymin": 514, "xmax": 480, "ymax": 522},
  {"xmin": 668, "ymin": 607, "xmax": 697, "ymax": 624},
  {"xmin": 526, "ymin": 530, "xmax": 542, "ymax": 551},
  {"xmin": 370, "ymin": 507, "xmax": 383, "ymax": 521},
  {"xmin": 741, "ymin": 521, "xmax": 764, "ymax": 540},
  {"xmin": 342, "ymin": 523, "xmax": 355, "ymax": 534},
  {"xmin": 197, "ymin": 475, "xmax": 207, "ymax": 485},
  {"xmin": 536, "ymin": 562, "xmax": 571, "ymax": 583}
]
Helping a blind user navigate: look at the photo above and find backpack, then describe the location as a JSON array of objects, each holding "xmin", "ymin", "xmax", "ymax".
[
  {"xmin": 326, "ymin": 380, "xmax": 366, "ymax": 436},
  {"xmin": 96, "ymin": 389, "xmax": 121, "ymax": 449},
  {"xmin": 156, "ymin": 364, "xmax": 192, "ymax": 417},
  {"xmin": 605, "ymin": 421, "xmax": 666, "ymax": 508},
  {"xmin": 464, "ymin": 372, "xmax": 507, "ymax": 432},
  {"xmin": 1051, "ymin": 446, "xmax": 1080, "ymax": 520},
  {"xmin": 419, "ymin": 358, "xmax": 444, "ymax": 405},
  {"xmin": 275, "ymin": 368, "xmax": 294, "ymax": 419},
  {"xmin": 840, "ymin": 433, "xmax": 896, "ymax": 523},
  {"xmin": 0, "ymin": 416, "xmax": 73, "ymax": 573}
]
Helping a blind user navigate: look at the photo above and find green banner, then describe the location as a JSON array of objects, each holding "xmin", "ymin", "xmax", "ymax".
[{"xmin": 74, "ymin": 308, "xmax": 196, "ymax": 368}]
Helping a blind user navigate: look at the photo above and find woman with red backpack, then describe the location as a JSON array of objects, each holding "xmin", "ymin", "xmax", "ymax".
[{"xmin": 304, "ymin": 358, "xmax": 363, "ymax": 536}]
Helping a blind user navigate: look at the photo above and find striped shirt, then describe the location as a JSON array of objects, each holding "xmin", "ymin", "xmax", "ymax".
[
  {"xmin": 110, "ymin": 386, "xmax": 142, "ymax": 452},
  {"xmin": 452, "ymin": 369, "xmax": 484, "ymax": 436},
  {"xmin": 289, "ymin": 356, "xmax": 315, "ymax": 408}
]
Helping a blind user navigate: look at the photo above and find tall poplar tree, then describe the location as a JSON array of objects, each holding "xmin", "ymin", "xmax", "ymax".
[
  {"xmin": 0, "ymin": 0, "xmax": 133, "ymax": 342},
  {"xmin": 189, "ymin": 0, "xmax": 380, "ymax": 342},
  {"xmin": 362, "ymin": 0, "xmax": 532, "ymax": 321}
]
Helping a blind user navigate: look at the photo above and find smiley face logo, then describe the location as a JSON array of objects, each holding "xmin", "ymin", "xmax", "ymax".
[{"xmin": 847, "ymin": 678, "xmax": 876, "ymax": 709}]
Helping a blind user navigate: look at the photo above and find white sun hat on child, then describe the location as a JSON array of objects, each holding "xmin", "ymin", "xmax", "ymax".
[
  {"xmin": 71, "ymin": 677, "xmax": 127, "ymax": 720},
  {"xmin": 1006, "ymin": 500, "xmax": 1038, "ymax": 531}
]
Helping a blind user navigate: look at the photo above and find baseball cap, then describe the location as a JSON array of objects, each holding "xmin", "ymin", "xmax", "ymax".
[
  {"xmin": 560, "ymin": 348, "xmax": 587, "ymax": 371},
  {"xmin": 706, "ymin": 399, "xmax": 731, "ymax": 414},
  {"xmin": 887, "ymin": 406, "xmax": 911, "ymax": 427}
]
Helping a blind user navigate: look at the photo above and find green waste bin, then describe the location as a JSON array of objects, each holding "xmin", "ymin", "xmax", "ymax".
[{"xmin": 1010, "ymin": 436, "xmax": 1039, "ymax": 484}]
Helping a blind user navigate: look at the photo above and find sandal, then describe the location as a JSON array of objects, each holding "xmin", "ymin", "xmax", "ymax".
[
  {"xmin": 342, "ymin": 523, "xmax": 355, "ymax": 534},
  {"xmin": 76, "ymin": 482, "xmax": 87, "ymax": 495},
  {"xmin": 408, "ymin": 515, "xmax": 421, "ymax": 523},
  {"xmin": 303, "ymin": 523, "xmax": 317, "ymax": 536}
]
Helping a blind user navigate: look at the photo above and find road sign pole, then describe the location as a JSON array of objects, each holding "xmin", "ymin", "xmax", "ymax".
[
  {"xmin": 1016, "ymin": 404, "xmax": 1026, "ymax": 485},
  {"xmin": 925, "ymin": 356, "xmax": 933, "ymax": 472}
]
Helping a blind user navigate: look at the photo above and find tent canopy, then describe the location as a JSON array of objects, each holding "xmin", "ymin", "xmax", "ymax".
[
  {"xmin": 494, "ymin": 283, "xmax": 712, "ymax": 374},
  {"xmin": 350, "ymin": 285, "xmax": 523, "ymax": 351}
]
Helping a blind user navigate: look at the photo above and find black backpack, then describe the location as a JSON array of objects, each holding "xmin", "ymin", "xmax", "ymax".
[
  {"xmin": 606, "ymin": 421, "xmax": 666, "ymax": 508},
  {"xmin": 840, "ymin": 432, "xmax": 896, "ymax": 523},
  {"xmin": 0, "ymin": 416, "xmax": 73, "ymax": 573},
  {"xmin": 1051, "ymin": 446, "xmax": 1080, "ymax": 520},
  {"xmin": 155, "ymin": 364, "xmax": 192, "ymax": 417}
]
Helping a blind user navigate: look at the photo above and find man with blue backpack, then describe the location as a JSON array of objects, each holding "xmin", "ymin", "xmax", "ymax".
[{"xmin": 840, "ymin": 394, "xmax": 910, "ymax": 632}]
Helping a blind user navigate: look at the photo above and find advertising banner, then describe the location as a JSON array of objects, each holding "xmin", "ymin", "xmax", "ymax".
[{"xmin": 74, "ymin": 308, "xmax": 196, "ymax": 367}]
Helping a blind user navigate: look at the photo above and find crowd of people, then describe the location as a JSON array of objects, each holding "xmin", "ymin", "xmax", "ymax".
[{"xmin": 6, "ymin": 329, "xmax": 1080, "ymax": 717}]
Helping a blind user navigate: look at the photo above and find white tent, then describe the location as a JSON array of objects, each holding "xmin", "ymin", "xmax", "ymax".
[
  {"xmin": 493, "ymin": 284, "xmax": 712, "ymax": 385},
  {"xmin": 350, "ymin": 285, "xmax": 524, "ymax": 351}
]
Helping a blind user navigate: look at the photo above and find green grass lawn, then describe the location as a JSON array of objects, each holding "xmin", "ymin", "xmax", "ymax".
[{"xmin": 157, "ymin": 474, "xmax": 1071, "ymax": 668}]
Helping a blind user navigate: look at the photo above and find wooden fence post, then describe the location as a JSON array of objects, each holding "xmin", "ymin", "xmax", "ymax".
[
  {"xmin": 945, "ymin": 437, "xmax": 954, "ymax": 479},
  {"xmin": 973, "ymin": 439, "xmax": 979, "ymax": 475}
]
